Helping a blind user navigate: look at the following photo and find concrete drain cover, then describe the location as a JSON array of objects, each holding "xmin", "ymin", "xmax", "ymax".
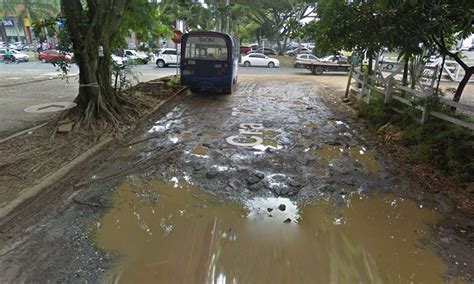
[{"xmin": 24, "ymin": 102, "xmax": 77, "ymax": 113}]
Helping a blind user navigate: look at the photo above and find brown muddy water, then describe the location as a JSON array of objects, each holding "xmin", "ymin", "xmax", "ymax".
[{"xmin": 94, "ymin": 178, "xmax": 462, "ymax": 283}]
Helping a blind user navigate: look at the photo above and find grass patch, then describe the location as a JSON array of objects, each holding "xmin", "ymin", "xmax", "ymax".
[{"xmin": 272, "ymin": 55, "xmax": 294, "ymax": 67}]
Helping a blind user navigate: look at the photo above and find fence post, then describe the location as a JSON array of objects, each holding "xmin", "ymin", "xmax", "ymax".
[
  {"xmin": 421, "ymin": 91, "xmax": 431, "ymax": 124},
  {"xmin": 384, "ymin": 77, "xmax": 394, "ymax": 104},
  {"xmin": 362, "ymin": 69, "xmax": 369, "ymax": 101},
  {"xmin": 430, "ymin": 65, "xmax": 439, "ymax": 89},
  {"xmin": 345, "ymin": 65, "xmax": 354, "ymax": 98}
]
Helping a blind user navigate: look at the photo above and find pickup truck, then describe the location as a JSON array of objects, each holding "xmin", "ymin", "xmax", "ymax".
[{"xmin": 294, "ymin": 55, "xmax": 351, "ymax": 75}]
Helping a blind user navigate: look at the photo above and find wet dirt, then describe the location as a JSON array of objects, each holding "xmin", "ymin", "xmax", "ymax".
[
  {"xmin": 307, "ymin": 144, "xmax": 379, "ymax": 173},
  {"xmin": 96, "ymin": 178, "xmax": 460, "ymax": 283},
  {"xmin": 1, "ymin": 78, "xmax": 473, "ymax": 282}
]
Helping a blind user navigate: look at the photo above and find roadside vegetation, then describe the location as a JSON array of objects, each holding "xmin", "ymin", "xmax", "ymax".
[{"xmin": 357, "ymin": 95, "xmax": 474, "ymax": 183}]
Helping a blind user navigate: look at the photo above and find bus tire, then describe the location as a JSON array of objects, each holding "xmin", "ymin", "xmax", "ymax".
[
  {"xmin": 268, "ymin": 62, "xmax": 275, "ymax": 68},
  {"xmin": 243, "ymin": 61, "xmax": 251, "ymax": 67},
  {"xmin": 156, "ymin": 59, "xmax": 165, "ymax": 68},
  {"xmin": 314, "ymin": 66, "xmax": 324, "ymax": 75}
]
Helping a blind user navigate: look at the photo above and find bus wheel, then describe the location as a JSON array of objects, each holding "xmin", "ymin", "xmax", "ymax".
[
  {"xmin": 156, "ymin": 59, "xmax": 165, "ymax": 68},
  {"xmin": 268, "ymin": 62, "xmax": 275, "ymax": 68},
  {"xmin": 243, "ymin": 61, "xmax": 251, "ymax": 67}
]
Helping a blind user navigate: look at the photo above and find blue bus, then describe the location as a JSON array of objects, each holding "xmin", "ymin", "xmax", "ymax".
[{"xmin": 180, "ymin": 31, "xmax": 239, "ymax": 94}]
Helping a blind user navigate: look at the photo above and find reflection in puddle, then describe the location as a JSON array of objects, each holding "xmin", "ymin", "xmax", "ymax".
[
  {"xmin": 192, "ymin": 144, "xmax": 209, "ymax": 157},
  {"xmin": 96, "ymin": 180, "xmax": 452, "ymax": 283}
]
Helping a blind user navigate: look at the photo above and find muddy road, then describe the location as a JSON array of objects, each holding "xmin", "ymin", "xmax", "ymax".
[{"xmin": 0, "ymin": 77, "xmax": 472, "ymax": 283}]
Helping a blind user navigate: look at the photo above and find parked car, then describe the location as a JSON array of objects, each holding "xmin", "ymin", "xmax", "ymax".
[
  {"xmin": 320, "ymin": 55, "xmax": 349, "ymax": 64},
  {"xmin": 286, "ymin": 47, "xmax": 312, "ymax": 57},
  {"xmin": 248, "ymin": 48, "xmax": 277, "ymax": 55},
  {"xmin": 111, "ymin": 54, "xmax": 127, "ymax": 68},
  {"xmin": 240, "ymin": 45, "xmax": 252, "ymax": 54},
  {"xmin": 0, "ymin": 49, "xmax": 29, "ymax": 62},
  {"xmin": 123, "ymin": 49, "xmax": 149, "ymax": 64},
  {"xmin": 306, "ymin": 43, "xmax": 316, "ymax": 50},
  {"xmin": 23, "ymin": 44, "xmax": 38, "ymax": 52},
  {"xmin": 155, "ymin": 48, "xmax": 179, "ymax": 68},
  {"xmin": 286, "ymin": 42, "xmax": 299, "ymax": 50},
  {"xmin": 38, "ymin": 49, "xmax": 72, "ymax": 63},
  {"xmin": 293, "ymin": 54, "xmax": 319, "ymax": 68},
  {"xmin": 241, "ymin": 53, "xmax": 280, "ymax": 68},
  {"xmin": 249, "ymin": 44, "xmax": 259, "ymax": 50}
]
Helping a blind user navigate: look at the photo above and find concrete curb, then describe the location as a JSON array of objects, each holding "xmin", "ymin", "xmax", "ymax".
[
  {"xmin": 0, "ymin": 121, "xmax": 50, "ymax": 144},
  {"xmin": 0, "ymin": 84, "xmax": 189, "ymax": 220},
  {"xmin": 0, "ymin": 73, "xmax": 78, "ymax": 88}
]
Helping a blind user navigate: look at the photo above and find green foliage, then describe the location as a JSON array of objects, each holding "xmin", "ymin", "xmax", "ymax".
[
  {"xmin": 357, "ymin": 95, "xmax": 391, "ymax": 126},
  {"xmin": 112, "ymin": 64, "xmax": 138, "ymax": 93},
  {"xmin": 357, "ymin": 92, "xmax": 474, "ymax": 182},
  {"xmin": 400, "ymin": 120, "xmax": 474, "ymax": 182},
  {"xmin": 117, "ymin": 0, "xmax": 170, "ymax": 48},
  {"xmin": 309, "ymin": 0, "xmax": 474, "ymax": 60}
]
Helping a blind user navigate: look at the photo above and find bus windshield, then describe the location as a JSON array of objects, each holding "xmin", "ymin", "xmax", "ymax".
[{"xmin": 184, "ymin": 36, "xmax": 228, "ymax": 61}]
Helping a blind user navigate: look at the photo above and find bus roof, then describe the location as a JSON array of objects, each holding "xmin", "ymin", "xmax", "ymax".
[{"xmin": 183, "ymin": 31, "xmax": 233, "ymax": 40}]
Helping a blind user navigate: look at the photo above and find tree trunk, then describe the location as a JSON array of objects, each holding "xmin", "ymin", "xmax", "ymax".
[
  {"xmin": 61, "ymin": 0, "xmax": 132, "ymax": 128},
  {"xmin": 402, "ymin": 56, "xmax": 409, "ymax": 86},
  {"xmin": 282, "ymin": 37, "xmax": 288, "ymax": 55},
  {"xmin": 453, "ymin": 66, "xmax": 474, "ymax": 103}
]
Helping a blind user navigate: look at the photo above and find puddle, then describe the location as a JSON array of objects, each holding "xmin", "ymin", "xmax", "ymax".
[
  {"xmin": 262, "ymin": 139, "xmax": 278, "ymax": 148},
  {"xmin": 261, "ymin": 130, "xmax": 281, "ymax": 136},
  {"xmin": 346, "ymin": 146, "xmax": 379, "ymax": 173},
  {"xmin": 96, "ymin": 180, "xmax": 456, "ymax": 283},
  {"xmin": 307, "ymin": 145, "xmax": 380, "ymax": 173},
  {"xmin": 192, "ymin": 144, "xmax": 209, "ymax": 157},
  {"xmin": 307, "ymin": 144, "xmax": 342, "ymax": 166},
  {"xmin": 181, "ymin": 132, "xmax": 193, "ymax": 141},
  {"xmin": 203, "ymin": 130, "xmax": 222, "ymax": 137}
]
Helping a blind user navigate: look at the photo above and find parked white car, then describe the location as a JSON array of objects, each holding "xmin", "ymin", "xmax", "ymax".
[
  {"xmin": 123, "ymin": 49, "xmax": 149, "ymax": 64},
  {"xmin": 286, "ymin": 47, "xmax": 312, "ymax": 57},
  {"xmin": 241, "ymin": 53, "xmax": 280, "ymax": 68},
  {"xmin": 111, "ymin": 54, "xmax": 127, "ymax": 68},
  {"xmin": 155, "ymin": 48, "xmax": 179, "ymax": 68},
  {"xmin": 294, "ymin": 54, "xmax": 319, "ymax": 68},
  {"xmin": 0, "ymin": 49, "xmax": 29, "ymax": 62}
]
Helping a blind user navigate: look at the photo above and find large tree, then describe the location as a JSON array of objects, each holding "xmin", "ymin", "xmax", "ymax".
[
  {"xmin": 58, "ymin": 0, "xmax": 165, "ymax": 128},
  {"xmin": 61, "ymin": 0, "xmax": 132, "ymax": 128}
]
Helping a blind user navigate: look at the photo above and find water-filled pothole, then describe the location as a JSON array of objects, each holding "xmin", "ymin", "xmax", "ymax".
[{"xmin": 96, "ymin": 179, "xmax": 453, "ymax": 283}]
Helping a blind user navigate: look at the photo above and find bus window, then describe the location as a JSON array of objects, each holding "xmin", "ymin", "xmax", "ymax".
[{"xmin": 185, "ymin": 36, "xmax": 228, "ymax": 61}]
